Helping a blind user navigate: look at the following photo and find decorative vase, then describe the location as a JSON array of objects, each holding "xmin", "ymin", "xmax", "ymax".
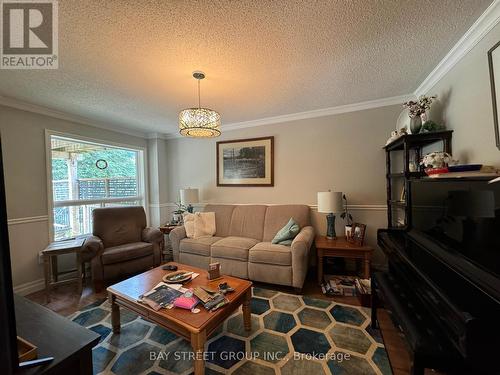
[{"xmin": 410, "ymin": 116, "xmax": 422, "ymax": 134}]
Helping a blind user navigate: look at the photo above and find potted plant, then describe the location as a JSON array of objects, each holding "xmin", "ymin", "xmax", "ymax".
[
  {"xmin": 340, "ymin": 194, "xmax": 354, "ymax": 238},
  {"xmin": 172, "ymin": 200, "xmax": 186, "ymax": 224}
]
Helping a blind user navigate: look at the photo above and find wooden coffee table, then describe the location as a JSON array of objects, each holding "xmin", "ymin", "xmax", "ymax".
[{"xmin": 107, "ymin": 262, "xmax": 252, "ymax": 375}]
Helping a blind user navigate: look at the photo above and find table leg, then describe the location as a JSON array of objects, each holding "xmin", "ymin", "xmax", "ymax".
[
  {"xmin": 79, "ymin": 347, "xmax": 93, "ymax": 375},
  {"xmin": 51, "ymin": 256, "xmax": 58, "ymax": 282},
  {"xmin": 109, "ymin": 293, "xmax": 121, "ymax": 333},
  {"xmin": 191, "ymin": 330, "xmax": 206, "ymax": 375},
  {"xmin": 364, "ymin": 254, "xmax": 370, "ymax": 279},
  {"xmin": 242, "ymin": 289, "xmax": 252, "ymax": 331},
  {"xmin": 76, "ymin": 252, "xmax": 83, "ymax": 294},
  {"xmin": 43, "ymin": 255, "xmax": 51, "ymax": 303},
  {"xmin": 317, "ymin": 250, "xmax": 324, "ymax": 285}
]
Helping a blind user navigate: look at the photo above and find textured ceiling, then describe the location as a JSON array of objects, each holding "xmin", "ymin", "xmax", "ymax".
[{"xmin": 0, "ymin": 0, "xmax": 492, "ymax": 136}]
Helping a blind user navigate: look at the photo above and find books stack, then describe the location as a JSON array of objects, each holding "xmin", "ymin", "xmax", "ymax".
[
  {"xmin": 355, "ymin": 278, "xmax": 371, "ymax": 294},
  {"xmin": 322, "ymin": 275, "xmax": 357, "ymax": 296}
]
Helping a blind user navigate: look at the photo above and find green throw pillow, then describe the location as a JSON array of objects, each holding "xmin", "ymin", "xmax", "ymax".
[{"xmin": 272, "ymin": 218, "xmax": 300, "ymax": 245}]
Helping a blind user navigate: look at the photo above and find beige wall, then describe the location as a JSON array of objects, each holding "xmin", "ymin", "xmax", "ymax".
[
  {"xmin": 148, "ymin": 137, "xmax": 170, "ymax": 226},
  {"xmin": 427, "ymin": 21, "xmax": 500, "ymax": 166},
  {"xmin": 166, "ymin": 105, "xmax": 402, "ymax": 266},
  {"xmin": 166, "ymin": 105, "xmax": 400, "ymax": 204},
  {"xmin": 0, "ymin": 105, "xmax": 147, "ymax": 291}
]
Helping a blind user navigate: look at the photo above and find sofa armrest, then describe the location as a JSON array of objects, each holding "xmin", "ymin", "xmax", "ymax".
[
  {"xmin": 169, "ymin": 226, "xmax": 186, "ymax": 262},
  {"xmin": 291, "ymin": 226, "xmax": 315, "ymax": 288},
  {"xmin": 81, "ymin": 235, "xmax": 104, "ymax": 263},
  {"xmin": 142, "ymin": 227, "xmax": 163, "ymax": 244}
]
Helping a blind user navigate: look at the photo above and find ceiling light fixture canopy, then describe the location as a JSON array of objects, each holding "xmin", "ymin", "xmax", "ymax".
[{"xmin": 179, "ymin": 71, "xmax": 221, "ymax": 138}]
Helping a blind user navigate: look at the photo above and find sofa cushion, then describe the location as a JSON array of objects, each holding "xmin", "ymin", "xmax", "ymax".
[
  {"xmin": 228, "ymin": 205, "xmax": 267, "ymax": 240},
  {"xmin": 180, "ymin": 237, "xmax": 222, "ymax": 257},
  {"xmin": 272, "ymin": 218, "xmax": 300, "ymax": 244},
  {"xmin": 211, "ymin": 236, "xmax": 259, "ymax": 261},
  {"xmin": 263, "ymin": 205, "xmax": 311, "ymax": 242},
  {"xmin": 102, "ymin": 242, "xmax": 153, "ymax": 265},
  {"xmin": 249, "ymin": 242, "xmax": 292, "ymax": 266},
  {"xmin": 204, "ymin": 205, "xmax": 235, "ymax": 237}
]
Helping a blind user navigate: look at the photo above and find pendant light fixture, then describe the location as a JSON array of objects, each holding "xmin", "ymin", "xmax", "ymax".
[{"xmin": 179, "ymin": 71, "xmax": 221, "ymax": 137}]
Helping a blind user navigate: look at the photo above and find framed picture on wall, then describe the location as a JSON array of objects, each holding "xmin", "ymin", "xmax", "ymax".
[
  {"xmin": 487, "ymin": 40, "xmax": 500, "ymax": 150},
  {"xmin": 216, "ymin": 136, "xmax": 274, "ymax": 186}
]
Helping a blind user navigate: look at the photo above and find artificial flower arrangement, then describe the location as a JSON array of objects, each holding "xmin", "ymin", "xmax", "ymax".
[
  {"xmin": 403, "ymin": 95, "xmax": 437, "ymax": 118},
  {"xmin": 420, "ymin": 152, "xmax": 452, "ymax": 169},
  {"xmin": 420, "ymin": 152, "xmax": 453, "ymax": 175}
]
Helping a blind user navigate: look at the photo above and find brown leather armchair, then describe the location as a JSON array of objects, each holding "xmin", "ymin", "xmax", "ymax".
[{"xmin": 81, "ymin": 206, "xmax": 163, "ymax": 291}]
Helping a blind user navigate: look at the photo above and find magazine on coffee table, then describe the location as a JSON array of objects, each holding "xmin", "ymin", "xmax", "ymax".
[{"xmin": 139, "ymin": 282, "xmax": 184, "ymax": 311}]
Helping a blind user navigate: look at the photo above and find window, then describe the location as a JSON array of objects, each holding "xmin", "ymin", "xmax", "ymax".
[{"xmin": 48, "ymin": 134, "xmax": 145, "ymax": 240}]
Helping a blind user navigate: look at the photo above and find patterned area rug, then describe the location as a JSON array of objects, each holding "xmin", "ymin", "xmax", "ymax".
[{"xmin": 70, "ymin": 287, "xmax": 392, "ymax": 375}]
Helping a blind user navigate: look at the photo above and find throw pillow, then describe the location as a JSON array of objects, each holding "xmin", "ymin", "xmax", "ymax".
[
  {"xmin": 193, "ymin": 212, "xmax": 216, "ymax": 238},
  {"xmin": 183, "ymin": 213, "xmax": 195, "ymax": 238},
  {"xmin": 272, "ymin": 218, "xmax": 300, "ymax": 245}
]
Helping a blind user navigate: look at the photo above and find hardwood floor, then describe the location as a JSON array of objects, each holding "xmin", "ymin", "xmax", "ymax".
[{"xmin": 25, "ymin": 271, "xmax": 419, "ymax": 374}]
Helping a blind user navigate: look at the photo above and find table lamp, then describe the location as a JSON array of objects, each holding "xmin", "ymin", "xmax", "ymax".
[
  {"xmin": 317, "ymin": 190, "xmax": 343, "ymax": 239},
  {"xmin": 180, "ymin": 188, "xmax": 199, "ymax": 213}
]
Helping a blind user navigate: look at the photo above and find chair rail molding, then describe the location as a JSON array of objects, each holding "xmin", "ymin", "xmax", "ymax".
[
  {"xmin": 8, "ymin": 215, "xmax": 49, "ymax": 226},
  {"xmin": 157, "ymin": 202, "xmax": 387, "ymax": 211}
]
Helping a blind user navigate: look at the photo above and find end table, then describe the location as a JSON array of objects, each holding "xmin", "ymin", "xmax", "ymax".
[
  {"xmin": 41, "ymin": 237, "xmax": 87, "ymax": 302},
  {"xmin": 159, "ymin": 225, "xmax": 181, "ymax": 262},
  {"xmin": 315, "ymin": 236, "xmax": 373, "ymax": 284}
]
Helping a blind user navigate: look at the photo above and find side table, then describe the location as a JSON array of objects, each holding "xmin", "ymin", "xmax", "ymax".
[
  {"xmin": 41, "ymin": 237, "xmax": 86, "ymax": 302},
  {"xmin": 159, "ymin": 225, "xmax": 181, "ymax": 262},
  {"xmin": 315, "ymin": 236, "xmax": 373, "ymax": 284}
]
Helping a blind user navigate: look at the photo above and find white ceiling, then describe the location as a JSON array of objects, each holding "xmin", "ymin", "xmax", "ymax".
[{"xmin": 0, "ymin": 0, "xmax": 493, "ymax": 137}]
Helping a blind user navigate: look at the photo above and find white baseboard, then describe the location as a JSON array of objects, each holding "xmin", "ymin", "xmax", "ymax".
[{"xmin": 13, "ymin": 278, "xmax": 45, "ymax": 296}]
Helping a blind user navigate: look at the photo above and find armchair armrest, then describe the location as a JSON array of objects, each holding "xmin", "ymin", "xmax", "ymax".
[
  {"xmin": 169, "ymin": 226, "xmax": 186, "ymax": 262},
  {"xmin": 291, "ymin": 226, "xmax": 315, "ymax": 288},
  {"xmin": 142, "ymin": 227, "xmax": 163, "ymax": 266},
  {"xmin": 142, "ymin": 227, "xmax": 163, "ymax": 244},
  {"xmin": 81, "ymin": 235, "xmax": 104, "ymax": 262}
]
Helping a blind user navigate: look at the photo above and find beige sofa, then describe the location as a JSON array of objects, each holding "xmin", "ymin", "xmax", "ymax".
[{"xmin": 169, "ymin": 204, "xmax": 314, "ymax": 290}]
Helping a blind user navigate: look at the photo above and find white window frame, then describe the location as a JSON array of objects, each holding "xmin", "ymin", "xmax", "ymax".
[{"xmin": 45, "ymin": 129, "xmax": 149, "ymax": 241}]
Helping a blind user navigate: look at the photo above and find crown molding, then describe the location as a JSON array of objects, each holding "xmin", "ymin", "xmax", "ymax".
[
  {"xmin": 414, "ymin": 0, "xmax": 500, "ymax": 96},
  {"xmin": 221, "ymin": 94, "xmax": 413, "ymax": 132},
  {"xmin": 0, "ymin": 95, "xmax": 149, "ymax": 139},
  {"xmin": 147, "ymin": 132, "xmax": 172, "ymax": 140}
]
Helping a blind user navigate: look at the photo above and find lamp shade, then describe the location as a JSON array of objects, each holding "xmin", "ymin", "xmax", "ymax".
[
  {"xmin": 317, "ymin": 191, "xmax": 343, "ymax": 213},
  {"xmin": 180, "ymin": 188, "xmax": 199, "ymax": 205}
]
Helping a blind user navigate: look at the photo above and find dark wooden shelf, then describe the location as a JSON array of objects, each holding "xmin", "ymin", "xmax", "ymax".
[
  {"xmin": 384, "ymin": 130, "xmax": 453, "ymax": 229},
  {"xmin": 384, "ymin": 130, "xmax": 453, "ymax": 151},
  {"xmin": 413, "ymin": 176, "xmax": 495, "ymax": 182},
  {"xmin": 387, "ymin": 172, "xmax": 425, "ymax": 179},
  {"xmin": 388, "ymin": 200, "xmax": 407, "ymax": 207}
]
